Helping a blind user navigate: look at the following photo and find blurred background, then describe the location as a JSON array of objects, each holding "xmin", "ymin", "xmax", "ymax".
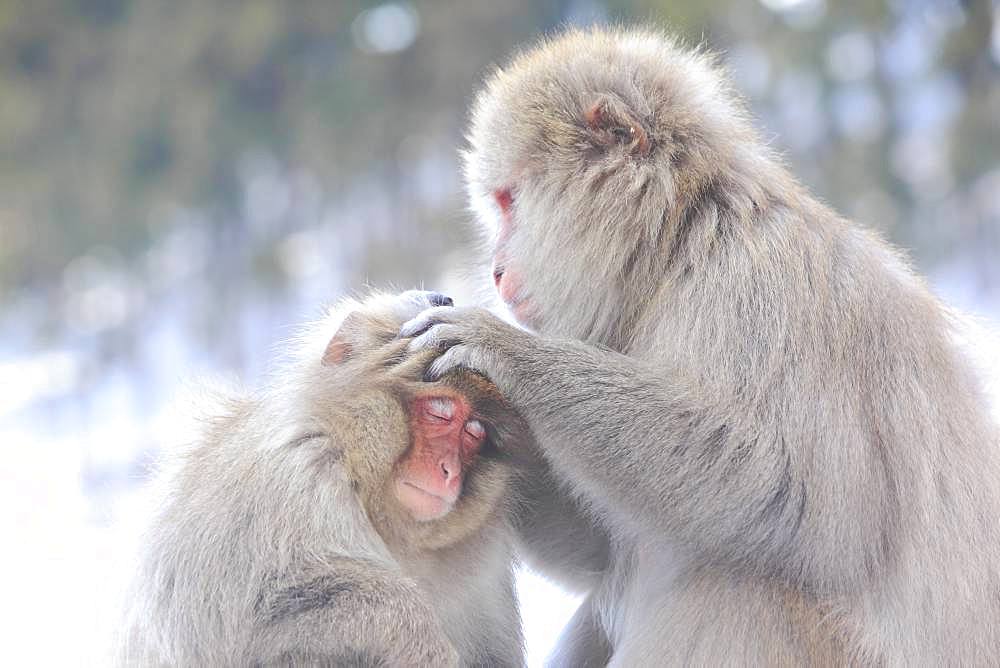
[{"xmin": 1, "ymin": 0, "xmax": 997, "ymax": 664}]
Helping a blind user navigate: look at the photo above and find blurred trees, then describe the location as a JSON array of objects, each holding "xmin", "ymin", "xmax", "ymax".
[
  {"xmin": 0, "ymin": 0, "xmax": 997, "ymax": 330},
  {"xmin": 0, "ymin": 0, "xmax": 552, "ymax": 294}
]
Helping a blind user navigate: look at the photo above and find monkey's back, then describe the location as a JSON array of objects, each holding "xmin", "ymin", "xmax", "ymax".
[{"xmin": 119, "ymin": 391, "xmax": 397, "ymax": 666}]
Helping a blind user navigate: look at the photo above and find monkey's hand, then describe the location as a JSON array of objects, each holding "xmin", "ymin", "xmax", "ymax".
[
  {"xmin": 368, "ymin": 337, "xmax": 443, "ymax": 382},
  {"xmin": 399, "ymin": 306, "xmax": 530, "ymax": 394}
]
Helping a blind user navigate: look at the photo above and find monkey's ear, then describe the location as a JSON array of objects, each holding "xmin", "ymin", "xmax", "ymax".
[
  {"xmin": 322, "ymin": 312, "xmax": 363, "ymax": 366},
  {"xmin": 322, "ymin": 335, "xmax": 351, "ymax": 365},
  {"xmin": 584, "ymin": 98, "xmax": 650, "ymax": 157}
]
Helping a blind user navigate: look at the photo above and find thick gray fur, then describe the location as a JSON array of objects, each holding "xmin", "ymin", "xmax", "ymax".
[
  {"xmin": 121, "ymin": 291, "xmax": 524, "ymax": 667},
  {"xmin": 403, "ymin": 27, "xmax": 1000, "ymax": 666}
]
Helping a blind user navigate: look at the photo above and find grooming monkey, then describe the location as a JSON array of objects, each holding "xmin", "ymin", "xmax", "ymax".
[
  {"xmin": 121, "ymin": 291, "xmax": 528, "ymax": 667},
  {"xmin": 403, "ymin": 27, "xmax": 1000, "ymax": 665}
]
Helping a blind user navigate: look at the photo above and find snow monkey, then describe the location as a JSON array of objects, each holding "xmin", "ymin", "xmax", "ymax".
[
  {"xmin": 402, "ymin": 27, "xmax": 1000, "ymax": 665},
  {"xmin": 122, "ymin": 291, "xmax": 529, "ymax": 667}
]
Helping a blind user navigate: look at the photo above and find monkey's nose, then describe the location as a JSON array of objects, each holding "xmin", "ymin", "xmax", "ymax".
[
  {"xmin": 440, "ymin": 457, "xmax": 460, "ymax": 485},
  {"xmin": 426, "ymin": 292, "xmax": 453, "ymax": 307}
]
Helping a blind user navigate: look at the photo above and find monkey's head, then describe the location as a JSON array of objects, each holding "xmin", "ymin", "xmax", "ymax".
[
  {"xmin": 465, "ymin": 27, "xmax": 768, "ymax": 347},
  {"xmin": 304, "ymin": 291, "xmax": 528, "ymax": 552}
]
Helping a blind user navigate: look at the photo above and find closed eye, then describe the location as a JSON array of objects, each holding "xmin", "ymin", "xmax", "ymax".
[
  {"xmin": 464, "ymin": 419, "xmax": 485, "ymax": 440},
  {"xmin": 425, "ymin": 398, "xmax": 455, "ymax": 422}
]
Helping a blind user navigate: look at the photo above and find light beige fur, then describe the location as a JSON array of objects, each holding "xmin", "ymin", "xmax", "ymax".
[
  {"xmin": 121, "ymin": 291, "xmax": 527, "ymax": 667},
  {"xmin": 403, "ymin": 27, "xmax": 1000, "ymax": 666}
]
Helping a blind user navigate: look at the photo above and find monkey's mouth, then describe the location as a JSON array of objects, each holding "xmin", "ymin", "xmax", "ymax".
[
  {"xmin": 396, "ymin": 480, "xmax": 457, "ymax": 522},
  {"xmin": 490, "ymin": 186, "xmax": 539, "ymax": 326},
  {"xmin": 492, "ymin": 262, "xmax": 536, "ymax": 322},
  {"xmin": 497, "ymin": 283, "xmax": 537, "ymax": 325},
  {"xmin": 508, "ymin": 297, "xmax": 537, "ymax": 324}
]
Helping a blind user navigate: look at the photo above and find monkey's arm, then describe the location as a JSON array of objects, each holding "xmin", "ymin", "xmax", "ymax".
[
  {"xmin": 250, "ymin": 556, "xmax": 458, "ymax": 667},
  {"xmin": 403, "ymin": 307, "xmax": 891, "ymax": 590},
  {"xmin": 546, "ymin": 594, "xmax": 611, "ymax": 668},
  {"xmin": 512, "ymin": 461, "xmax": 611, "ymax": 593}
]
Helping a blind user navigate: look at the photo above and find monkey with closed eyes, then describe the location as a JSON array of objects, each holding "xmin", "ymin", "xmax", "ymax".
[
  {"xmin": 402, "ymin": 27, "xmax": 1000, "ymax": 665},
  {"xmin": 121, "ymin": 291, "xmax": 529, "ymax": 667}
]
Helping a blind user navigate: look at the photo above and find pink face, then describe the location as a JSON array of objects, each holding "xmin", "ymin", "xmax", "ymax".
[
  {"xmin": 394, "ymin": 392, "xmax": 487, "ymax": 522},
  {"xmin": 490, "ymin": 188, "xmax": 536, "ymax": 325}
]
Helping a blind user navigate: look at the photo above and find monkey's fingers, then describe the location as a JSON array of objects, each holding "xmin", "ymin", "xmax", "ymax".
[
  {"xmin": 407, "ymin": 323, "xmax": 464, "ymax": 356},
  {"xmin": 375, "ymin": 339, "xmax": 442, "ymax": 382},
  {"xmin": 427, "ymin": 344, "xmax": 497, "ymax": 385},
  {"xmin": 398, "ymin": 305, "xmax": 458, "ymax": 339}
]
